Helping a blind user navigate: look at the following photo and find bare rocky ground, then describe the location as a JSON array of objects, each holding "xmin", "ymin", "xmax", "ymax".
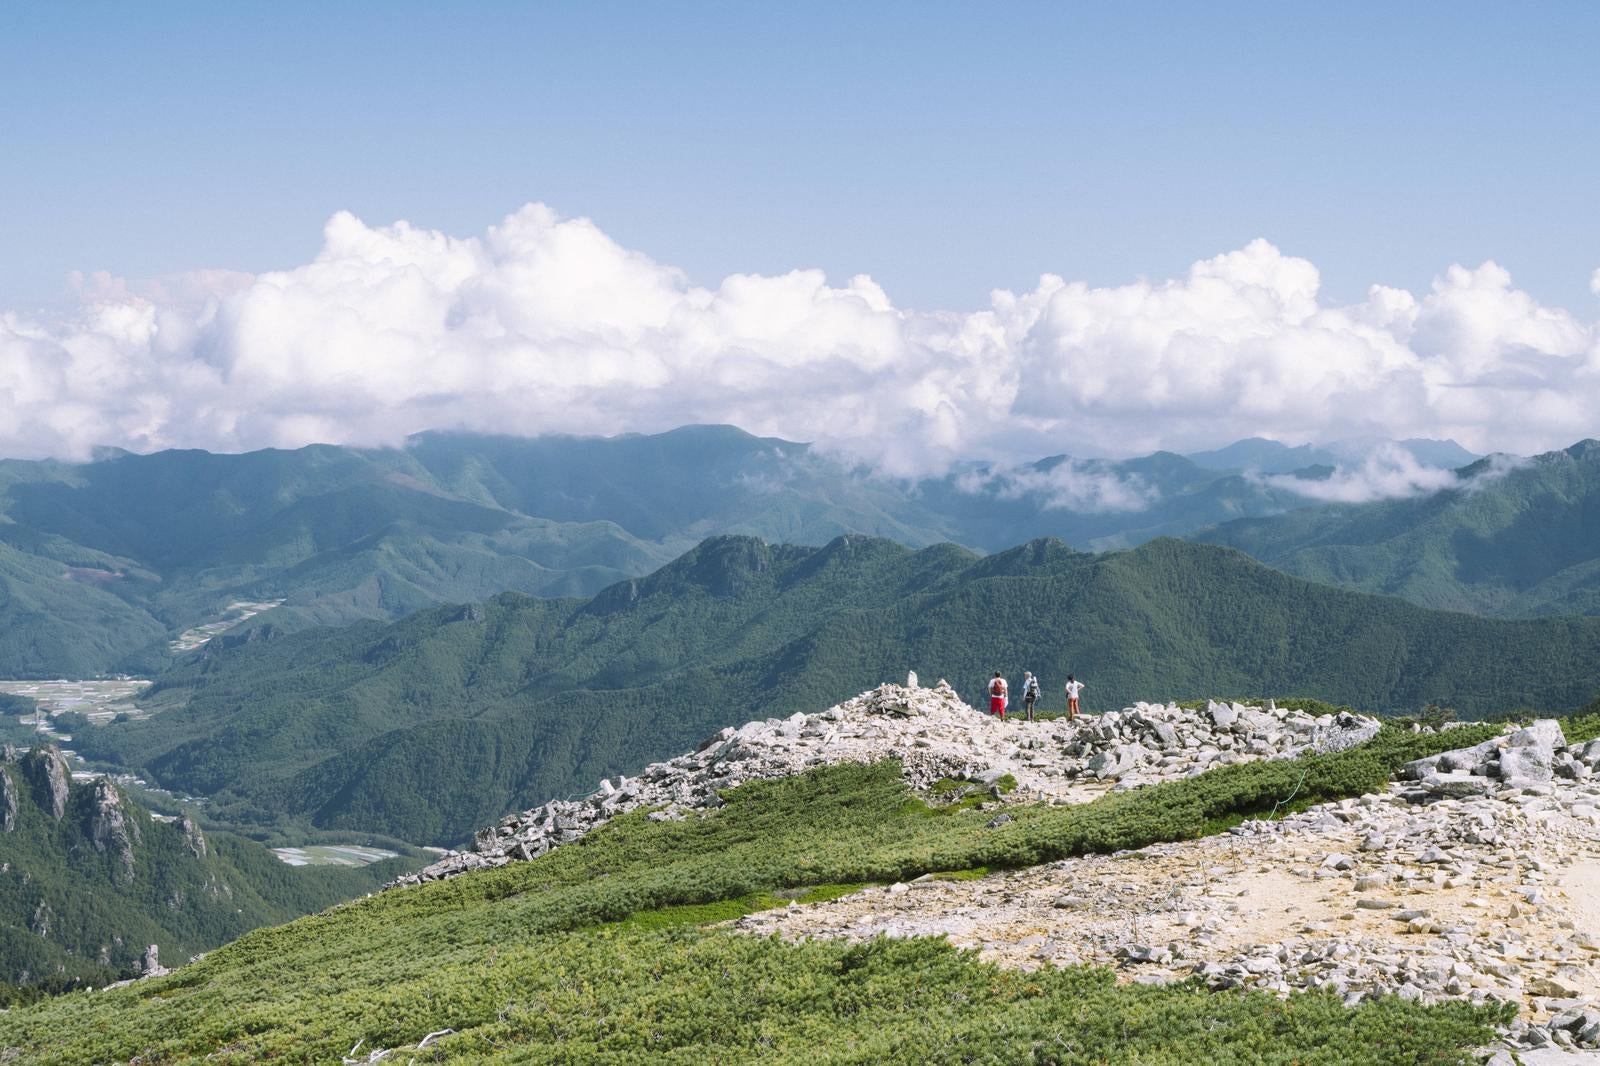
[{"xmin": 735, "ymin": 718, "xmax": 1600, "ymax": 1059}]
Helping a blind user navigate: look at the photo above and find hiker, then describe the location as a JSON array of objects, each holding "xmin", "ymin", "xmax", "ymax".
[
  {"xmin": 1021, "ymin": 671, "xmax": 1041, "ymax": 721},
  {"xmin": 987, "ymin": 672, "xmax": 1008, "ymax": 720},
  {"xmin": 1064, "ymin": 674, "xmax": 1085, "ymax": 720}
]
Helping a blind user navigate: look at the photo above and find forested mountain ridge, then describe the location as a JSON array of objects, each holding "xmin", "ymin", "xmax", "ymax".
[
  {"xmin": 0, "ymin": 426, "xmax": 1470, "ymax": 677},
  {"xmin": 1197, "ymin": 439, "xmax": 1600, "ymax": 617},
  {"xmin": 0, "ymin": 745, "xmax": 417, "ymax": 992},
  {"xmin": 78, "ymin": 535, "xmax": 1600, "ymax": 846}
]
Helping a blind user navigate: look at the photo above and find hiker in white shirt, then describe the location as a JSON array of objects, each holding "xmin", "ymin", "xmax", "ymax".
[
  {"xmin": 987, "ymin": 672, "xmax": 1008, "ymax": 720},
  {"xmin": 1064, "ymin": 675, "xmax": 1085, "ymax": 720}
]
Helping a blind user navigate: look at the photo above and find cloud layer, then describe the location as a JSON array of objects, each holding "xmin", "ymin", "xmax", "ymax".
[{"xmin": 2, "ymin": 204, "xmax": 1596, "ymax": 474}]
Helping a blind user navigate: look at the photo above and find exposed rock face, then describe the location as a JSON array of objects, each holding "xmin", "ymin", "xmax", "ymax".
[
  {"xmin": 1, "ymin": 766, "xmax": 16, "ymax": 831},
  {"xmin": 87, "ymin": 778, "xmax": 140, "ymax": 883},
  {"xmin": 394, "ymin": 684, "xmax": 1381, "ymax": 886},
  {"xmin": 178, "ymin": 813, "xmax": 207, "ymax": 858},
  {"xmin": 447, "ymin": 603, "xmax": 484, "ymax": 624},
  {"xmin": 1403, "ymin": 720, "xmax": 1583, "ymax": 799},
  {"xmin": 138, "ymin": 944, "xmax": 168, "ymax": 978},
  {"xmin": 21, "ymin": 746, "xmax": 71, "ymax": 820}
]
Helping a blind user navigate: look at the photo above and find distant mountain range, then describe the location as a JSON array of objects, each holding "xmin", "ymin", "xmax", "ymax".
[
  {"xmin": 0, "ymin": 426, "xmax": 1522, "ymax": 678},
  {"xmin": 1198, "ymin": 441, "xmax": 1600, "ymax": 617},
  {"xmin": 76, "ymin": 535, "xmax": 1600, "ymax": 846}
]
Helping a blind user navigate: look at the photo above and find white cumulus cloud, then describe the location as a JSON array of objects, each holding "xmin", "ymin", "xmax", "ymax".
[
  {"xmin": 1, "ymin": 205, "xmax": 1597, "ymax": 474},
  {"xmin": 953, "ymin": 463, "xmax": 1157, "ymax": 513}
]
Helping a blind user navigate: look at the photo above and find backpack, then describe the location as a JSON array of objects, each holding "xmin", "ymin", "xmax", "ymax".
[{"xmin": 1025, "ymin": 677, "xmax": 1040, "ymax": 699}]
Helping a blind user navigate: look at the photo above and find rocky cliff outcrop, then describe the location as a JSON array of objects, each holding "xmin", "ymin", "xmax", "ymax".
[
  {"xmin": 178, "ymin": 813, "xmax": 207, "ymax": 858},
  {"xmin": 22, "ymin": 746, "xmax": 71, "ymax": 820},
  {"xmin": 86, "ymin": 778, "xmax": 140, "ymax": 883},
  {"xmin": 1, "ymin": 765, "xmax": 16, "ymax": 831}
]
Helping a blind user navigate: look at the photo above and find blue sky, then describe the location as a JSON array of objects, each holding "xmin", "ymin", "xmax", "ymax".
[
  {"xmin": 4, "ymin": 1, "xmax": 1597, "ymax": 312},
  {"xmin": 0, "ymin": 3, "xmax": 1597, "ymax": 471}
]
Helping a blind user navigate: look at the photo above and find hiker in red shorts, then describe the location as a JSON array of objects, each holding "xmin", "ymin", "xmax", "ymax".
[
  {"xmin": 1064, "ymin": 674, "xmax": 1085, "ymax": 720},
  {"xmin": 987, "ymin": 671, "xmax": 1008, "ymax": 720}
]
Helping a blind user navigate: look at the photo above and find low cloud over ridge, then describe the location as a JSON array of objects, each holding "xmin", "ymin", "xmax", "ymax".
[
  {"xmin": 2, "ymin": 204, "xmax": 1597, "ymax": 474},
  {"xmin": 1259, "ymin": 446, "xmax": 1530, "ymax": 505}
]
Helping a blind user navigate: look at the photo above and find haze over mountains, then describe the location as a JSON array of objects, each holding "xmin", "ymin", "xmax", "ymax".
[
  {"xmin": 10, "ymin": 423, "xmax": 1597, "ymax": 680},
  {"xmin": 1199, "ymin": 441, "xmax": 1600, "ymax": 617}
]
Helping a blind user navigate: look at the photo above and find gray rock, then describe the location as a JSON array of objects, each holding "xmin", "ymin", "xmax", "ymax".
[
  {"xmin": 1401, "ymin": 755, "xmax": 1444, "ymax": 781},
  {"xmin": 1207, "ymin": 703, "xmax": 1238, "ymax": 730},
  {"xmin": 1149, "ymin": 722, "xmax": 1180, "ymax": 749},
  {"xmin": 1421, "ymin": 772, "xmax": 1496, "ymax": 799},
  {"xmin": 1, "ymin": 767, "xmax": 15, "ymax": 832},
  {"xmin": 1499, "ymin": 745, "xmax": 1555, "ymax": 785},
  {"xmin": 177, "ymin": 813, "xmax": 207, "ymax": 858},
  {"xmin": 1512, "ymin": 720, "xmax": 1567, "ymax": 752},
  {"xmin": 87, "ymin": 779, "xmax": 139, "ymax": 883},
  {"xmin": 22, "ymin": 747, "xmax": 70, "ymax": 820},
  {"xmin": 139, "ymin": 943, "xmax": 166, "ymax": 977}
]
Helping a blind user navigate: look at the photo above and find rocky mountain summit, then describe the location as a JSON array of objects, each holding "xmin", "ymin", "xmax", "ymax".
[{"xmin": 396, "ymin": 682, "xmax": 1380, "ymax": 885}]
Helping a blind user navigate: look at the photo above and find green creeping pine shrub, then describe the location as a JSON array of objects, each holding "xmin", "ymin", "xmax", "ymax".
[
  {"xmin": 1564, "ymin": 696, "xmax": 1600, "ymax": 744},
  {"xmin": 0, "ymin": 726, "xmax": 1511, "ymax": 1064}
]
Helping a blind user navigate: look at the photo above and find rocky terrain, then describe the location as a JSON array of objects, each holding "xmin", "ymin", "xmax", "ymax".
[
  {"xmin": 736, "ymin": 715, "xmax": 1600, "ymax": 1059},
  {"xmin": 396, "ymin": 681, "xmax": 1380, "ymax": 884}
]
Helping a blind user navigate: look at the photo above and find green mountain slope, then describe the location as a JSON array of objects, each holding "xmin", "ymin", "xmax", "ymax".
[
  {"xmin": 77, "ymin": 535, "xmax": 1600, "ymax": 845},
  {"xmin": 0, "ymin": 441, "xmax": 682, "ymax": 676},
  {"xmin": 0, "ymin": 740, "xmax": 1513, "ymax": 1064},
  {"xmin": 1197, "ymin": 441, "xmax": 1600, "ymax": 616},
  {"xmin": 0, "ymin": 746, "xmax": 419, "ymax": 992},
  {"xmin": 0, "ymin": 427, "xmax": 1527, "ymax": 676}
]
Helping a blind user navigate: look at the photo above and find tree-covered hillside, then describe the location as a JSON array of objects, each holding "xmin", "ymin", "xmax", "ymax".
[
  {"xmin": 77, "ymin": 535, "xmax": 1600, "ymax": 845},
  {"xmin": 0, "ymin": 426, "xmax": 1539, "ymax": 677},
  {"xmin": 0, "ymin": 746, "xmax": 419, "ymax": 992},
  {"xmin": 1198, "ymin": 440, "xmax": 1600, "ymax": 617}
]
